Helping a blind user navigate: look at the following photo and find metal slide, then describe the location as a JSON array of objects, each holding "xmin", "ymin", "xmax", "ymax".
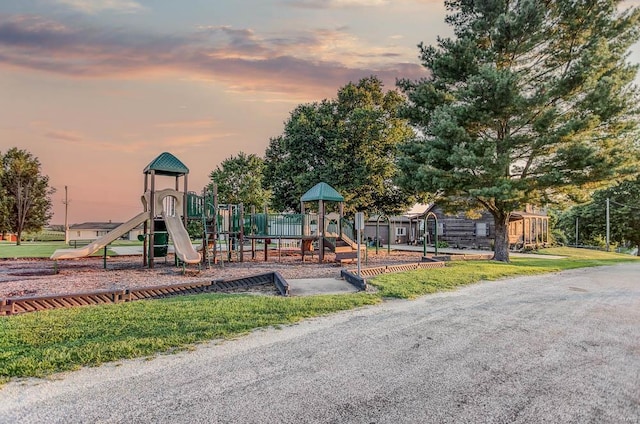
[{"xmin": 50, "ymin": 212, "xmax": 149, "ymax": 260}]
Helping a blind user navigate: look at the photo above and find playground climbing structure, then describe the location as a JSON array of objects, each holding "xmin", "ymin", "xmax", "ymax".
[
  {"xmin": 51, "ymin": 152, "xmax": 201, "ymax": 269},
  {"xmin": 186, "ymin": 182, "xmax": 365, "ymax": 265}
]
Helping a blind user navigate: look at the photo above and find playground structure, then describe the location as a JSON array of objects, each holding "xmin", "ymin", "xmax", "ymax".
[
  {"xmin": 50, "ymin": 152, "xmax": 364, "ymax": 268},
  {"xmin": 188, "ymin": 182, "xmax": 365, "ymax": 265},
  {"xmin": 51, "ymin": 152, "xmax": 201, "ymax": 268}
]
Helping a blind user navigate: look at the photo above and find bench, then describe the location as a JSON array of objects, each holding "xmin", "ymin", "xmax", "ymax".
[{"xmin": 68, "ymin": 239, "xmax": 94, "ymax": 248}]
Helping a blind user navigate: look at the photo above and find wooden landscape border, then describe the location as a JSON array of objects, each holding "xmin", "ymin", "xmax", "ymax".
[{"xmin": 0, "ymin": 273, "xmax": 289, "ymax": 316}]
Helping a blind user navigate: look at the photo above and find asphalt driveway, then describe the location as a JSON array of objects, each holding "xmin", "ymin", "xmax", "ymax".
[{"xmin": 2, "ymin": 263, "xmax": 639, "ymax": 423}]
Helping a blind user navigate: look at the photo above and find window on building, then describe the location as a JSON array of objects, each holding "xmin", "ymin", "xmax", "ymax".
[
  {"xmin": 395, "ymin": 227, "xmax": 406, "ymax": 236},
  {"xmin": 475, "ymin": 222, "xmax": 488, "ymax": 237},
  {"xmin": 437, "ymin": 222, "xmax": 444, "ymax": 235}
]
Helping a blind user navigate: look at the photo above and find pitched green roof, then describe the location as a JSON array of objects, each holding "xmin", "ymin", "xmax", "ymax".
[
  {"xmin": 144, "ymin": 152, "xmax": 189, "ymax": 176},
  {"xmin": 300, "ymin": 182, "xmax": 344, "ymax": 202}
]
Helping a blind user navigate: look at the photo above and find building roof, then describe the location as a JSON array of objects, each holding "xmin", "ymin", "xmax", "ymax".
[
  {"xmin": 300, "ymin": 182, "xmax": 344, "ymax": 202},
  {"xmin": 70, "ymin": 222, "xmax": 144, "ymax": 230},
  {"xmin": 143, "ymin": 152, "xmax": 189, "ymax": 176},
  {"xmin": 510, "ymin": 211, "xmax": 549, "ymax": 220},
  {"xmin": 70, "ymin": 222, "xmax": 123, "ymax": 230},
  {"xmin": 402, "ymin": 203, "xmax": 434, "ymax": 218}
]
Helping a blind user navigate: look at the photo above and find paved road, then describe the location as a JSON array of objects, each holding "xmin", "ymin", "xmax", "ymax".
[{"xmin": 2, "ymin": 264, "xmax": 639, "ymax": 423}]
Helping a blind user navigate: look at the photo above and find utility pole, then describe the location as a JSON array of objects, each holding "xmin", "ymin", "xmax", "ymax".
[
  {"xmin": 63, "ymin": 186, "xmax": 70, "ymax": 245},
  {"xmin": 606, "ymin": 198, "xmax": 610, "ymax": 252}
]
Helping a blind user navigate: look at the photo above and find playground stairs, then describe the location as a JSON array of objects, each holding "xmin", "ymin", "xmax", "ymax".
[{"xmin": 324, "ymin": 236, "xmax": 366, "ymax": 264}]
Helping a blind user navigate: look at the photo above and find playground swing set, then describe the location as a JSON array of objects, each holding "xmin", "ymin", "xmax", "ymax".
[{"xmin": 51, "ymin": 152, "xmax": 366, "ymax": 271}]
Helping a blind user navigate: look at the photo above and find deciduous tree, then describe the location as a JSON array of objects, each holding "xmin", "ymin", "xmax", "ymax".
[
  {"xmin": 264, "ymin": 76, "xmax": 416, "ymax": 215},
  {"xmin": 208, "ymin": 152, "xmax": 270, "ymax": 210},
  {"xmin": 1, "ymin": 148, "xmax": 55, "ymax": 245},
  {"xmin": 558, "ymin": 177, "xmax": 640, "ymax": 254},
  {"xmin": 398, "ymin": 0, "xmax": 640, "ymax": 261}
]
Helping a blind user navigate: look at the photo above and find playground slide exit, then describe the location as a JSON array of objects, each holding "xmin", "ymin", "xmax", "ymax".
[
  {"xmin": 154, "ymin": 188, "xmax": 201, "ymax": 265},
  {"xmin": 50, "ymin": 212, "xmax": 149, "ymax": 260},
  {"xmin": 161, "ymin": 208, "xmax": 201, "ymax": 264}
]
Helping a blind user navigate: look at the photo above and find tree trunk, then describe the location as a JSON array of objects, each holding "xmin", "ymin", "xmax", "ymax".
[
  {"xmin": 493, "ymin": 213, "xmax": 510, "ymax": 262},
  {"xmin": 16, "ymin": 230, "xmax": 21, "ymax": 246},
  {"xmin": 636, "ymin": 244, "xmax": 639, "ymax": 256}
]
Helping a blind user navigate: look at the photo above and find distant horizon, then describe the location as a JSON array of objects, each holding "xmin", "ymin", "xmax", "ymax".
[{"xmin": 2, "ymin": 1, "xmax": 640, "ymax": 224}]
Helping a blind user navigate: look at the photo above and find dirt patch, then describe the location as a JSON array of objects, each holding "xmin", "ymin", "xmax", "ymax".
[{"xmin": 0, "ymin": 250, "xmax": 427, "ymax": 298}]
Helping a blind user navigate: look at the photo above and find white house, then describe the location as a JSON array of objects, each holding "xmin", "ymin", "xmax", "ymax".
[{"xmin": 69, "ymin": 221, "xmax": 144, "ymax": 242}]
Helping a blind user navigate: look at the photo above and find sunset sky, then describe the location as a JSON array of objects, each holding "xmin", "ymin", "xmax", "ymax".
[{"xmin": 1, "ymin": 0, "xmax": 639, "ymax": 225}]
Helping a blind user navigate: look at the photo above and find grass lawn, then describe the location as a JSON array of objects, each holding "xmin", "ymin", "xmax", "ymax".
[
  {"xmin": 0, "ymin": 246, "xmax": 637, "ymax": 384},
  {"xmin": 0, "ymin": 241, "xmax": 71, "ymax": 258},
  {"xmin": 0, "ymin": 293, "xmax": 380, "ymax": 384},
  {"xmin": 0, "ymin": 240, "xmax": 142, "ymax": 258},
  {"xmin": 371, "ymin": 247, "xmax": 639, "ymax": 299}
]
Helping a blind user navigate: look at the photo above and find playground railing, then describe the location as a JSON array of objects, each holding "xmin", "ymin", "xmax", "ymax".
[
  {"xmin": 340, "ymin": 218, "xmax": 356, "ymax": 241},
  {"xmin": 186, "ymin": 192, "xmax": 216, "ymax": 219},
  {"xmin": 250, "ymin": 213, "xmax": 318, "ymax": 237}
]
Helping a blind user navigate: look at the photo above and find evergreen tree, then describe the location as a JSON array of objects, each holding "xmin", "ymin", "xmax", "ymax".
[
  {"xmin": 1, "ymin": 148, "xmax": 55, "ymax": 245},
  {"xmin": 398, "ymin": 0, "xmax": 640, "ymax": 261},
  {"xmin": 264, "ymin": 76, "xmax": 416, "ymax": 215}
]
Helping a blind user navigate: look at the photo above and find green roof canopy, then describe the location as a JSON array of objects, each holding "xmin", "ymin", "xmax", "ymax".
[
  {"xmin": 300, "ymin": 182, "xmax": 344, "ymax": 202},
  {"xmin": 144, "ymin": 152, "xmax": 189, "ymax": 176}
]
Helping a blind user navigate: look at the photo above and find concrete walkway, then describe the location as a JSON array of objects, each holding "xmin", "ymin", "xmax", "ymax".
[{"xmin": 287, "ymin": 278, "xmax": 360, "ymax": 296}]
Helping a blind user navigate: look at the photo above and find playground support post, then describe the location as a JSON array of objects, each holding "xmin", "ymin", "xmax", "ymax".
[
  {"xmin": 251, "ymin": 205, "xmax": 256, "ymax": 259},
  {"xmin": 200, "ymin": 187, "xmax": 208, "ymax": 265},
  {"xmin": 213, "ymin": 185, "xmax": 218, "ymax": 265},
  {"xmin": 355, "ymin": 212, "xmax": 364, "ymax": 277},
  {"xmin": 263, "ymin": 205, "xmax": 268, "ymax": 262},
  {"xmin": 239, "ymin": 203, "xmax": 244, "ymax": 263},
  {"xmin": 149, "ymin": 170, "xmax": 156, "ymax": 269},
  {"xmin": 318, "ymin": 199, "xmax": 324, "ymax": 263},
  {"xmin": 143, "ymin": 175, "xmax": 148, "ymax": 267}
]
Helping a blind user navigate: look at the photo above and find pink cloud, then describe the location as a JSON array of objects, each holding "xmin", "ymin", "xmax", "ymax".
[{"xmin": 0, "ymin": 14, "xmax": 428, "ymax": 98}]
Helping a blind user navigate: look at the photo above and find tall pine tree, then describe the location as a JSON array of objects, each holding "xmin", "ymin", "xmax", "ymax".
[{"xmin": 398, "ymin": 0, "xmax": 640, "ymax": 261}]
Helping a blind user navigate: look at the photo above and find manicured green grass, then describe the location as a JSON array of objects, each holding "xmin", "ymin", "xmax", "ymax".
[
  {"xmin": 370, "ymin": 247, "xmax": 639, "ymax": 299},
  {"xmin": 0, "ymin": 293, "xmax": 380, "ymax": 383},
  {"xmin": 0, "ymin": 241, "xmax": 69, "ymax": 258},
  {"xmin": 0, "ymin": 240, "xmax": 140, "ymax": 258},
  {"xmin": 1, "ymin": 246, "xmax": 637, "ymax": 385}
]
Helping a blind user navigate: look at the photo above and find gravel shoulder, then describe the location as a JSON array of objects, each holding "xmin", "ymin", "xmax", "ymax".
[{"xmin": 2, "ymin": 263, "xmax": 639, "ymax": 423}]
